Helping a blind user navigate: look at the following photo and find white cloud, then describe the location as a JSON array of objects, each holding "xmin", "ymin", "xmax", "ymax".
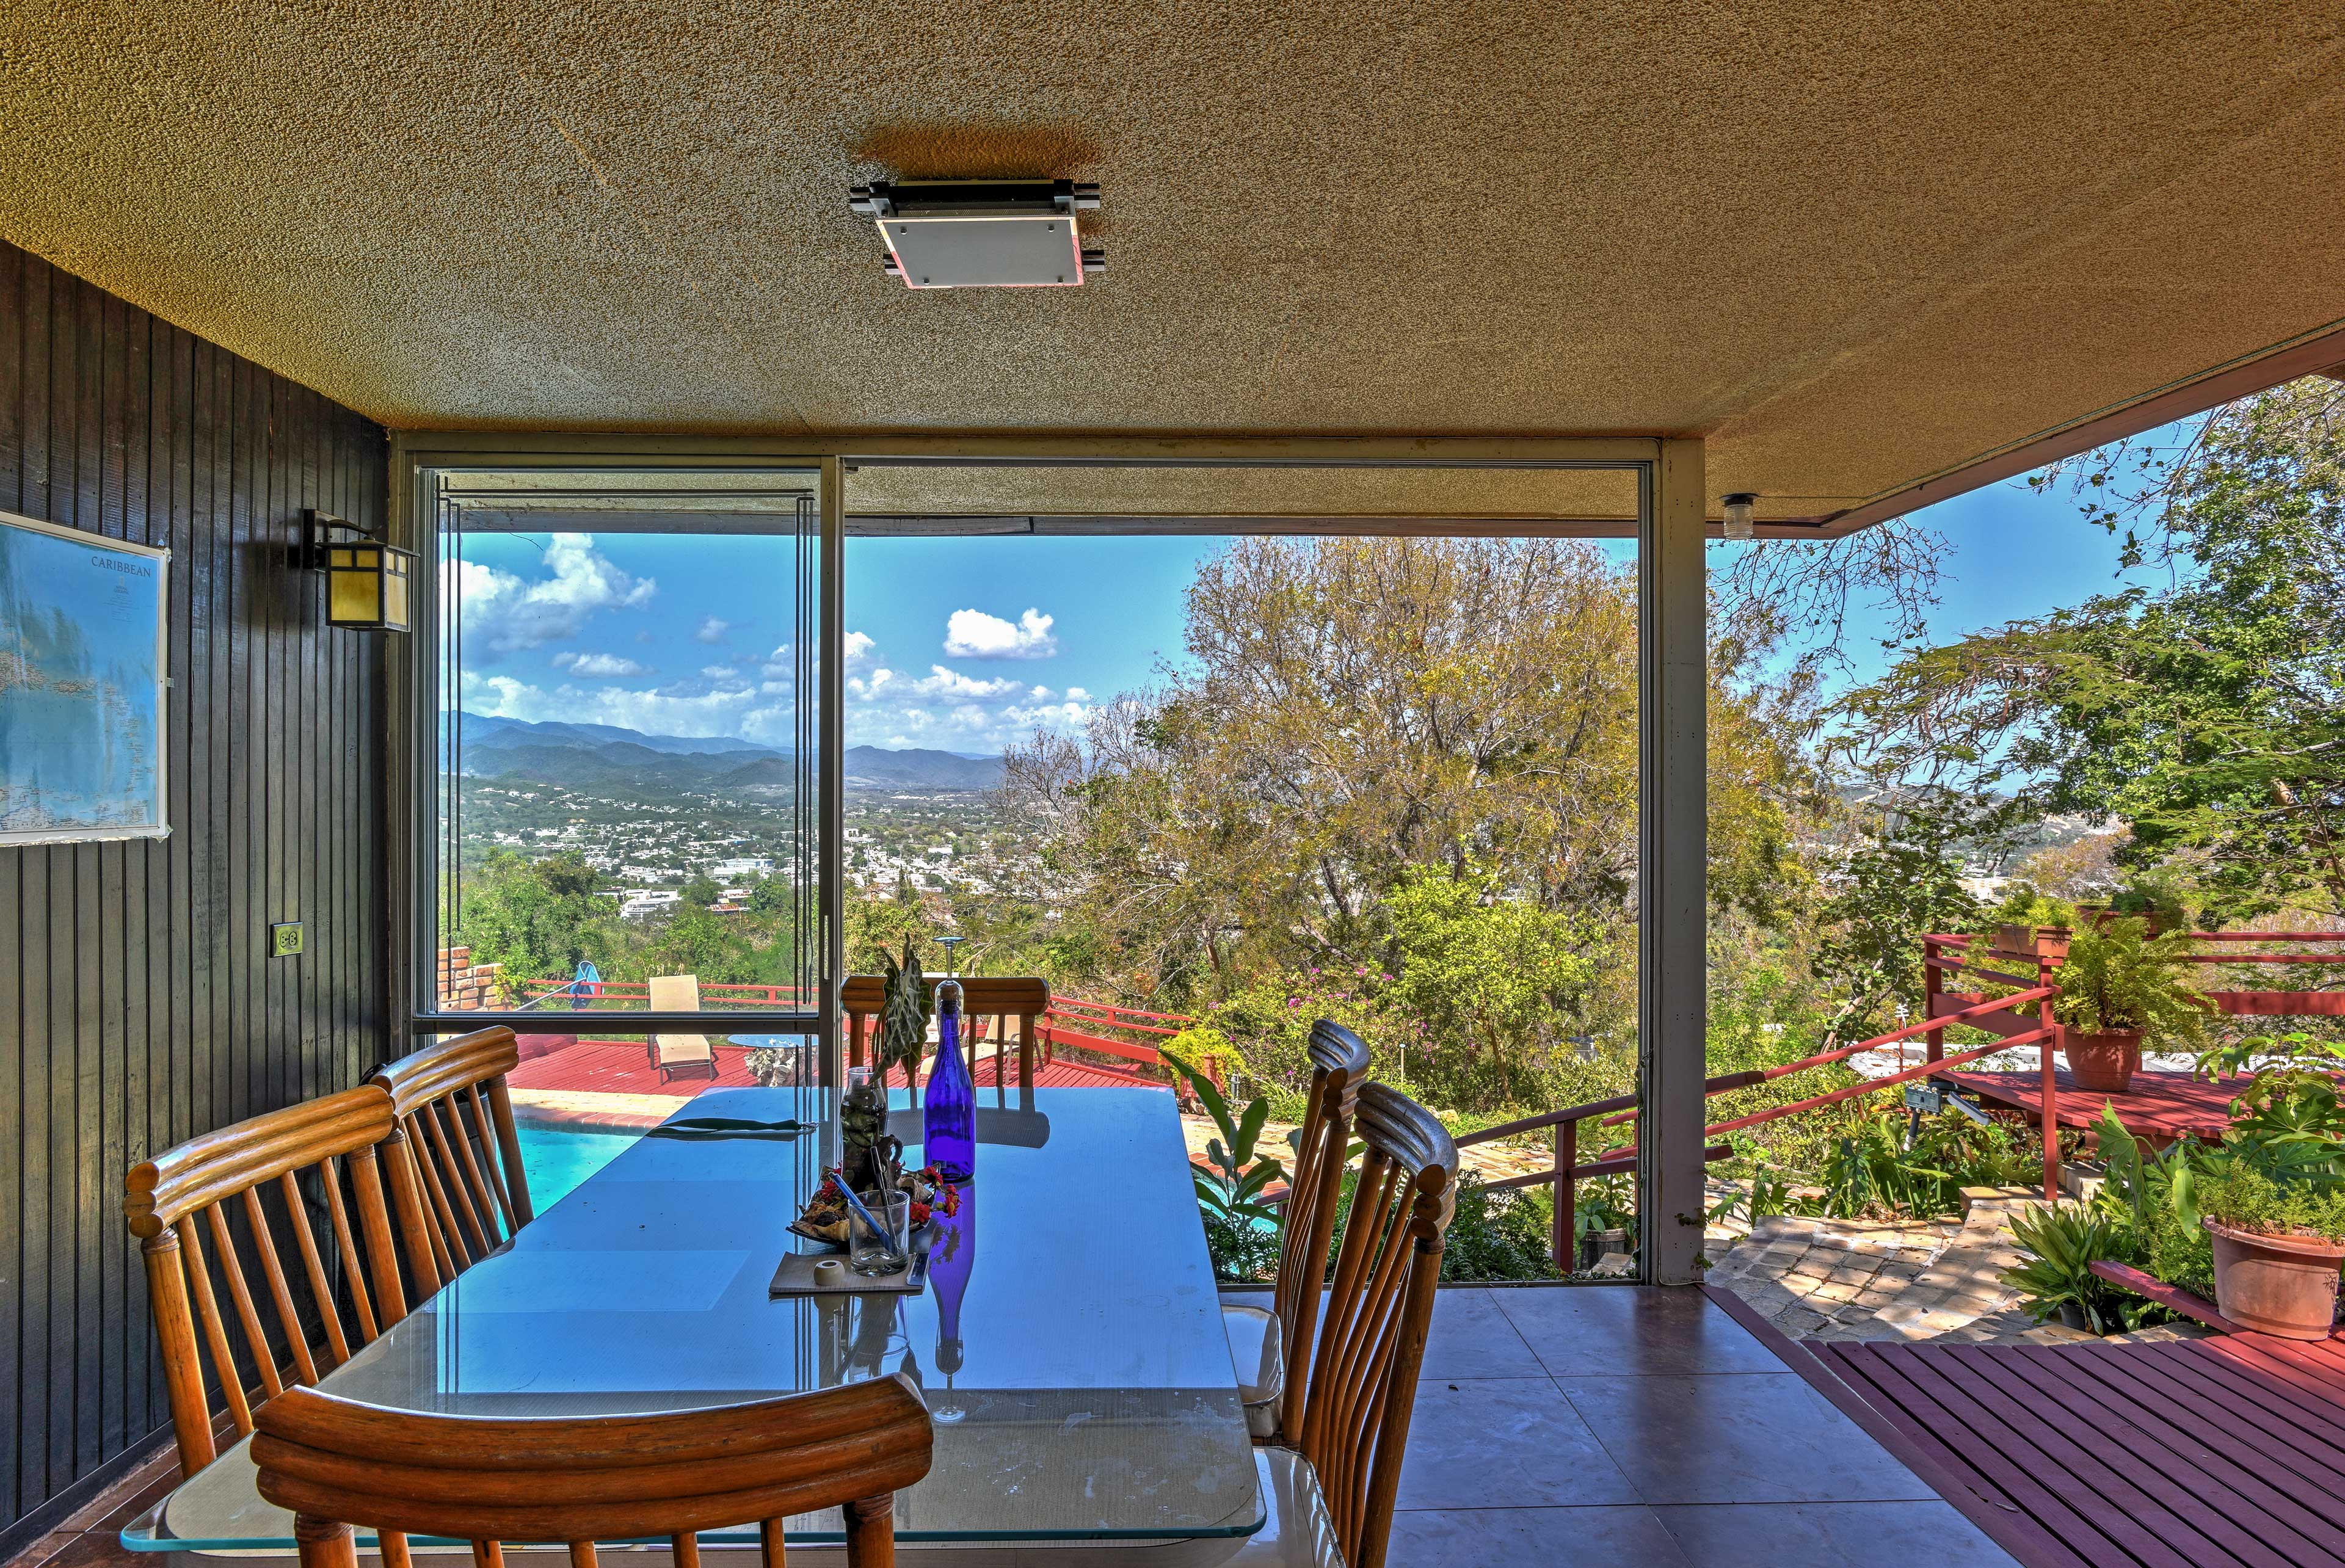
[
  {"xmin": 943, "ymin": 607, "xmax": 1057, "ymax": 660},
  {"xmin": 448, "ymin": 535, "xmax": 655, "ymax": 658},
  {"xmin": 551, "ymin": 651, "xmax": 652, "ymax": 678},
  {"xmin": 701, "ymin": 664, "xmax": 735, "ymax": 680},
  {"xmin": 907, "ymin": 664, "xmax": 1023, "ymax": 701},
  {"xmin": 460, "ymin": 669, "xmax": 793, "ymax": 747},
  {"xmin": 1066, "ymin": 686, "xmax": 1091, "ymax": 702},
  {"xmin": 695, "ymin": 616, "xmax": 730, "ymax": 644}
]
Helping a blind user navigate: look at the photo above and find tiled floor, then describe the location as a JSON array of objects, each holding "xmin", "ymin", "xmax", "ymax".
[
  {"xmin": 7, "ymin": 1287, "xmax": 2016, "ymax": 1568},
  {"xmin": 1381, "ymin": 1285, "xmax": 2019, "ymax": 1567}
]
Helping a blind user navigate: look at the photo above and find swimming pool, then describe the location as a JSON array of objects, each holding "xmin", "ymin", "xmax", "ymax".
[{"xmin": 515, "ymin": 1127, "xmax": 639, "ymax": 1208}]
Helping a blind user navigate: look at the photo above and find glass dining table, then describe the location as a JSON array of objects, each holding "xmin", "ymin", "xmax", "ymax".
[{"xmin": 122, "ymin": 1086, "xmax": 1265, "ymax": 1560}]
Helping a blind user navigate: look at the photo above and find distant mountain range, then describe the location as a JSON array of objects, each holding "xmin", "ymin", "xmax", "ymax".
[{"xmin": 454, "ymin": 714, "xmax": 1005, "ymax": 791}]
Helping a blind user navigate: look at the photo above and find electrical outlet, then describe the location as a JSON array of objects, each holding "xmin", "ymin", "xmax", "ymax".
[{"xmin": 270, "ymin": 921, "xmax": 305, "ymax": 958}]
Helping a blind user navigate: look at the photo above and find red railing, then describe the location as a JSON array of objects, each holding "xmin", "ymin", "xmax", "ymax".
[{"xmin": 1456, "ymin": 978, "xmax": 2058, "ymax": 1268}]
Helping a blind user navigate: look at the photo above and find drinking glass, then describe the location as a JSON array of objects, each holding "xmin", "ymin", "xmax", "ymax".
[{"xmin": 848, "ymin": 1187, "xmax": 910, "ymax": 1277}]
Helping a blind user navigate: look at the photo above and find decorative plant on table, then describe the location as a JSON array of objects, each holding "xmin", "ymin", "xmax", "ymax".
[
  {"xmin": 871, "ymin": 939, "xmax": 931, "ymax": 1111},
  {"xmin": 2049, "ymin": 915, "xmax": 2212, "ymax": 1094}
]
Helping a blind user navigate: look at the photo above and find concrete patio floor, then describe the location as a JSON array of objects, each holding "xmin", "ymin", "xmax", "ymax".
[{"xmin": 1284, "ymin": 1283, "xmax": 2020, "ymax": 1567}]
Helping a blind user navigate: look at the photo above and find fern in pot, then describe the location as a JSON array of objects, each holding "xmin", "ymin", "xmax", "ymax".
[{"xmin": 2050, "ymin": 916, "xmax": 2211, "ymax": 1094}]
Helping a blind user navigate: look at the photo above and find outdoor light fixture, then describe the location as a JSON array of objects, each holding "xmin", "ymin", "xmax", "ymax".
[
  {"xmin": 1721, "ymin": 493, "xmax": 1758, "ymax": 540},
  {"xmin": 848, "ymin": 179, "xmax": 1103, "ymax": 289},
  {"xmin": 296, "ymin": 509, "xmax": 414, "ymax": 631}
]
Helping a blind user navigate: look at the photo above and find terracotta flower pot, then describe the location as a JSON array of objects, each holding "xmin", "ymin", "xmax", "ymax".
[
  {"xmin": 2205, "ymin": 1217, "xmax": 2345, "ymax": 1340},
  {"xmin": 2063, "ymin": 1029, "xmax": 2142, "ymax": 1094}
]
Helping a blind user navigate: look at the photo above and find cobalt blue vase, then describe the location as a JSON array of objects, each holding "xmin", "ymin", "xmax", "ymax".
[{"xmin": 924, "ymin": 984, "xmax": 976, "ymax": 1183}]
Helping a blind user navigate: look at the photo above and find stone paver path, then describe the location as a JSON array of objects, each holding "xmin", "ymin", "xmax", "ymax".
[{"xmin": 1701, "ymin": 1184, "xmax": 2208, "ymax": 1348}]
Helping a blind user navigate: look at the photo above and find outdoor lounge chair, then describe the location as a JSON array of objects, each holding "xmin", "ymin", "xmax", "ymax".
[{"xmin": 645, "ymin": 974, "xmax": 721, "ymax": 1083}]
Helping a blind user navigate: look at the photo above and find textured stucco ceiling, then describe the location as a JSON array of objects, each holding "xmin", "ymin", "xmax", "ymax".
[{"xmin": 4, "ymin": 2, "xmax": 2341, "ymax": 527}]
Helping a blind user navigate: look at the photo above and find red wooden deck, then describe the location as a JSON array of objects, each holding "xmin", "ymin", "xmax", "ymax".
[
  {"xmin": 1935, "ymin": 1067, "xmax": 2256, "ymax": 1139},
  {"xmin": 1800, "ymin": 1330, "xmax": 2345, "ymax": 1567},
  {"xmin": 506, "ymin": 1036, "xmax": 1165, "ymax": 1098}
]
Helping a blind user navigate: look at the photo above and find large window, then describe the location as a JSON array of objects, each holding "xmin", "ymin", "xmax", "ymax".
[{"xmin": 415, "ymin": 465, "xmax": 827, "ymax": 1112}]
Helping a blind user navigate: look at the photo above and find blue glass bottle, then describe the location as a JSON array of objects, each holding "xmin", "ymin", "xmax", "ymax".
[{"xmin": 924, "ymin": 979, "xmax": 976, "ymax": 1183}]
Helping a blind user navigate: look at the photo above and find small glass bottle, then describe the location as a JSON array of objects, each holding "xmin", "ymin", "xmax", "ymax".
[{"xmin": 925, "ymin": 978, "xmax": 976, "ymax": 1183}]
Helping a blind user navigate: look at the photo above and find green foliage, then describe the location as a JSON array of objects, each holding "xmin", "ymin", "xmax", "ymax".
[
  {"xmin": 1983, "ymin": 881, "xmax": 2079, "ymax": 932},
  {"xmin": 2193, "ymin": 1163, "xmax": 2345, "ymax": 1243},
  {"xmin": 679, "ymin": 873, "xmax": 722, "ymax": 908},
  {"xmin": 2003, "ymin": 1203, "xmax": 2134, "ymax": 1334},
  {"xmin": 1852, "ymin": 380, "xmax": 2345, "ymax": 923},
  {"xmin": 1812, "ymin": 818, "xmax": 1982, "ymax": 1036},
  {"xmin": 1785, "ymin": 1107, "xmax": 2026, "ymax": 1221},
  {"xmin": 1173, "ymin": 1063, "xmax": 1288, "ymax": 1280},
  {"xmin": 2049, "ymin": 916, "xmax": 2212, "ymax": 1047},
  {"xmin": 2197, "ymin": 1029, "xmax": 2345, "ymax": 1080},
  {"xmin": 454, "ymin": 849, "xmax": 620, "ymax": 987},
  {"xmin": 1437, "ymin": 1177, "xmax": 1563, "ymax": 1282}
]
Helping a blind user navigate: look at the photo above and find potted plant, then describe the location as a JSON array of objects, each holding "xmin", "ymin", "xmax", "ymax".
[
  {"xmin": 2197, "ymin": 1171, "xmax": 2345, "ymax": 1337},
  {"xmin": 1977, "ymin": 884, "xmax": 2079, "ymax": 966},
  {"xmin": 2050, "ymin": 915, "xmax": 2211, "ymax": 1093}
]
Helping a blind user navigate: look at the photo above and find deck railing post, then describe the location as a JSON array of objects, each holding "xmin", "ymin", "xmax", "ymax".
[
  {"xmin": 1924, "ymin": 938, "xmax": 1945, "ymax": 1064},
  {"xmin": 1551, "ymin": 1117, "xmax": 1578, "ymax": 1271},
  {"xmin": 2038, "ymin": 951, "xmax": 2060, "ymax": 1202}
]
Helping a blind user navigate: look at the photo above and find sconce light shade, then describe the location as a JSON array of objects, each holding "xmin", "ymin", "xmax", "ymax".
[
  {"xmin": 300, "ymin": 509, "xmax": 415, "ymax": 631},
  {"xmin": 1721, "ymin": 493, "xmax": 1758, "ymax": 541}
]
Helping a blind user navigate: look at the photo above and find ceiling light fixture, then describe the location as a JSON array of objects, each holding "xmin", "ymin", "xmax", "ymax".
[
  {"xmin": 848, "ymin": 179, "xmax": 1103, "ymax": 289},
  {"xmin": 1721, "ymin": 493, "xmax": 1758, "ymax": 541}
]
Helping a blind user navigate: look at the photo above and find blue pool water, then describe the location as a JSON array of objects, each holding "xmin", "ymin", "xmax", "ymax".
[{"xmin": 516, "ymin": 1127, "xmax": 639, "ymax": 1208}]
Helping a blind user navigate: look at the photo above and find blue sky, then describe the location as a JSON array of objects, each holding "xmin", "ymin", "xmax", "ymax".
[{"xmin": 452, "ymin": 436, "xmax": 2179, "ymax": 755}]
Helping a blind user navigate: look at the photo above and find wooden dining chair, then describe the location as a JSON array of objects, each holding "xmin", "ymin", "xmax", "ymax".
[
  {"xmin": 125, "ymin": 1087, "xmax": 411, "ymax": 1476},
  {"xmin": 1223, "ymin": 1018, "xmax": 1373, "ymax": 1442},
  {"xmin": 369, "ymin": 1025, "xmax": 534, "ymax": 1299},
  {"xmin": 251, "ymin": 1376, "xmax": 933, "ymax": 1568},
  {"xmin": 842, "ymin": 975, "xmax": 1051, "ymax": 1095},
  {"xmin": 1240, "ymin": 1083, "xmax": 1457, "ymax": 1568}
]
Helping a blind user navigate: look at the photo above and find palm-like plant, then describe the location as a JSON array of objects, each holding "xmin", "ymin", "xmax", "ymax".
[
  {"xmin": 2003, "ymin": 1202, "xmax": 2127, "ymax": 1334},
  {"xmin": 1178, "ymin": 1066, "xmax": 1285, "ymax": 1233}
]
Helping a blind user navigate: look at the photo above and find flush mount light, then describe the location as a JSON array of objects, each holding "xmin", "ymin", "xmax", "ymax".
[
  {"xmin": 848, "ymin": 179, "xmax": 1103, "ymax": 289},
  {"xmin": 1721, "ymin": 493, "xmax": 1758, "ymax": 540}
]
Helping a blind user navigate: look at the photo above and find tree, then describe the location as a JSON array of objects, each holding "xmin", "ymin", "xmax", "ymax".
[
  {"xmin": 456, "ymin": 850, "xmax": 618, "ymax": 989},
  {"xmin": 680, "ymin": 873, "xmax": 723, "ymax": 909},
  {"xmin": 1836, "ymin": 379, "xmax": 2345, "ymax": 921}
]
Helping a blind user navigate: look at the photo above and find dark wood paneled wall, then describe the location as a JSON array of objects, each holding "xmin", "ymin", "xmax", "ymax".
[{"xmin": 0, "ymin": 240, "xmax": 391, "ymax": 1549}]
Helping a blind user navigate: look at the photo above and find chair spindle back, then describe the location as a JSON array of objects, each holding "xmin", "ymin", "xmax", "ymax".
[
  {"xmin": 369, "ymin": 1026, "xmax": 533, "ymax": 1298},
  {"xmin": 1297, "ymin": 1083, "xmax": 1458, "ymax": 1568},
  {"xmin": 125, "ymin": 1087, "xmax": 409, "ymax": 1474},
  {"xmin": 1270, "ymin": 1018, "xmax": 1373, "ymax": 1442},
  {"xmin": 252, "ymin": 1377, "xmax": 933, "ymax": 1568}
]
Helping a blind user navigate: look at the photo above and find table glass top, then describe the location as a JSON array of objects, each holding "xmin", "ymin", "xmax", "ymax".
[{"xmin": 126, "ymin": 1086, "xmax": 1261, "ymax": 1547}]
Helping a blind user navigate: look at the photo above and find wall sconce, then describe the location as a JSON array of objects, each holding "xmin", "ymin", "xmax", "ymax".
[
  {"xmin": 1721, "ymin": 493, "xmax": 1758, "ymax": 541},
  {"xmin": 297, "ymin": 509, "xmax": 414, "ymax": 631}
]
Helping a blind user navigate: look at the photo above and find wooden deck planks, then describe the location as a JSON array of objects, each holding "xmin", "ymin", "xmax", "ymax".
[
  {"xmin": 1936, "ymin": 1067, "xmax": 2255, "ymax": 1137},
  {"xmin": 1814, "ymin": 1334, "xmax": 2345, "ymax": 1566}
]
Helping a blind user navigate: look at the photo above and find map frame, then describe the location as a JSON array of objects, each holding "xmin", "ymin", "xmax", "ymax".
[{"xmin": 0, "ymin": 508, "xmax": 172, "ymax": 846}]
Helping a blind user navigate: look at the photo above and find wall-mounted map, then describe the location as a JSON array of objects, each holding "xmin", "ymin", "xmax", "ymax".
[{"xmin": 0, "ymin": 510, "xmax": 170, "ymax": 844}]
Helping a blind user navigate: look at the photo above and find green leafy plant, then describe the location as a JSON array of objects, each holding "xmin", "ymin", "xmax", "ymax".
[
  {"xmin": 2196, "ymin": 1029, "xmax": 2345, "ymax": 1080},
  {"xmin": 1172, "ymin": 1063, "xmax": 1288, "ymax": 1280},
  {"xmin": 2048, "ymin": 916, "xmax": 2211, "ymax": 1048},
  {"xmin": 2002, "ymin": 1202, "xmax": 2131, "ymax": 1334},
  {"xmin": 1791, "ymin": 1108, "xmax": 2012, "ymax": 1220},
  {"xmin": 2223, "ymin": 1068, "xmax": 2345, "ymax": 1181},
  {"xmin": 2108, "ymin": 869, "xmax": 2190, "ymax": 931},
  {"xmin": 2192, "ymin": 1160, "xmax": 2345, "ymax": 1243}
]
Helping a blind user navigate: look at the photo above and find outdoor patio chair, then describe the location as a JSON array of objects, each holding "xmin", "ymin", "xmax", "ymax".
[
  {"xmin": 1224, "ymin": 1018, "xmax": 1373, "ymax": 1442},
  {"xmin": 1252, "ymin": 1082, "xmax": 1458, "ymax": 1568},
  {"xmin": 646, "ymin": 973, "xmax": 721, "ymax": 1083},
  {"xmin": 125, "ymin": 1087, "xmax": 412, "ymax": 1476},
  {"xmin": 251, "ymin": 1376, "xmax": 931, "ymax": 1568},
  {"xmin": 369, "ymin": 1025, "xmax": 534, "ymax": 1297}
]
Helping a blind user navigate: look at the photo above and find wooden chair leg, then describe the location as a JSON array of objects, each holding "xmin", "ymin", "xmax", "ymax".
[
  {"xmin": 295, "ymin": 1515, "xmax": 358, "ymax": 1568},
  {"xmin": 843, "ymin": 1495, "xmax": 895, "ymax": 1567}
]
